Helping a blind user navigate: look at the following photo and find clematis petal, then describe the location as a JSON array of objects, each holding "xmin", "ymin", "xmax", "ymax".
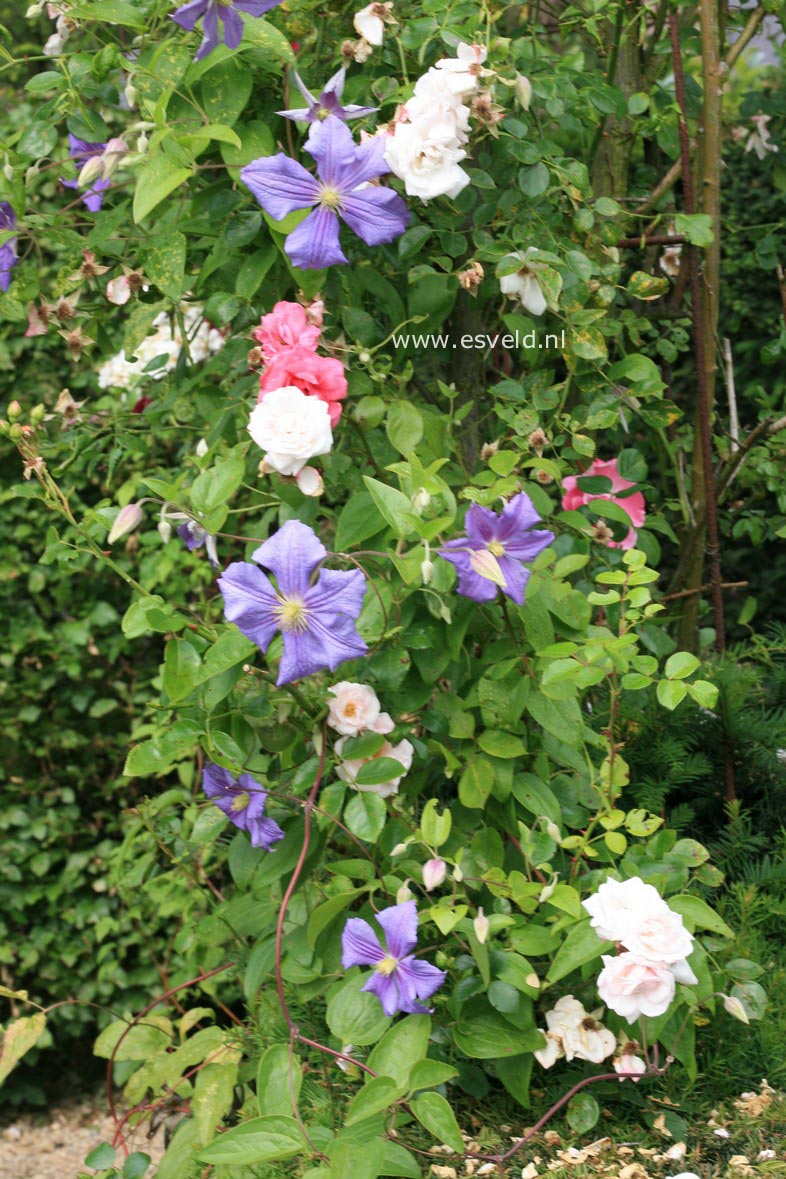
[
  {"xmin": 337, "ymin": 136, "xmax": 391, "ymax": 190},
  {"xmin": 171, "ymin": 0, "xmax": 209, "ymax": 31},
  {"xmin": 251, "ymin": 519, "xmax": 326, "ymax": 596},
  {"xmin": 241, "ymin": 154, "xmax": 320, "ymax": 220},
  {"xmin": 304, "ymin": 566, "xmax": 367, "ymax": 620},
  {"xmin": 362, "ymin": 971, "xmax": 400, "ymax": 1017},
  {"xmin": 218, "ymin": 560, "xmax": 281, "ymax": 652},
  {"xmin": 342, "ymin": 916, "xmax": 385, "ymax": 967},
  {"xmin": 196, "ymin": 2, "xmax": 220, "ymax": 58},
  {"xmin": 220, "ymin": 5, "xmax": 244, "ymax": 49},
  {"xmin": 396, "ymin": 956, "xmax": 447, "ymax": 1009},
  {"xmin": 285, "ymin": 205, "xmax": 347, "ymax": 270},
  {"xmin": 376, "ymin": 900, "xmax": 418, "ymax": 960},
  {"xmin": 462, "ymin": 502, "xmax": 500, "ymax": 547},
  {"xmin": 496, "ymin": 555, "xmax": 530, "ymax": 606},
  {"xmin": 438, "ymin": 547, "xmax": 498, "ymax": 603},
  {"xmin": 341, "ymin": 186, "xmax": 410, "ymax": 247},
  {"xmin": 249, "ymin": 815, "xmax": 285, "ymax": 850},
  {"xmin": 496, "ymin": 492, "xmax": 543, "ymax": 541},
  {"xmin": 306, "ymin": 115, "xmax": 360, "ymax": 187},
  {"xmin": 236, "ymin": 0, "xmax": 284, "ymax": 13}
]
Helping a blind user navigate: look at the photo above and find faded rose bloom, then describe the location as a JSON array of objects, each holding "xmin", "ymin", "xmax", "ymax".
[
  {"xmin": 614, "ymin": 1039, "xmax": 647, "ymax": 1082},
  {"xmin": 295, "ymin": 465, "xmax": 324, "ymax": 496},
  {"xmin": 499, "ymin": 249, "xmax": 549, "ymax": 316},
  {"xmin": 353, "ymin": 1, "xmax": 395, "ymax": 47},
  {"xmin": 459, "ymin": 261, "xmax": 484, "ymax": 294},
  {"xmin": 25, "ymin": 304, "xmax": 50, "ymax": 337},
  {"xmin": 106, "ymin": 275, "xmax": 131, "ymax": 305}
]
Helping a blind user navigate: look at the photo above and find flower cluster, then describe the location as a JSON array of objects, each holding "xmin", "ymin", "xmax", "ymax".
[
  {"xmin": 341, "ymin": 900, "xmax": 445, "ymax": 1017},
  {"xmin": 561, "ymin": 457, "xmax": 646, "ymax": 550},
  {"xmin": 97, "ymin": 304, "xmax": 225, "ymax": 391},
  {"xmin": 327, "ymin": 681, "xmax": 414, "ymax": 797},
  {"xmin": 247, "ymin": 300, "xmax": 346, "ymax": 485},
  {"xmin": 219, "ymin": 519, "xmax": 367, "ymax": 686},
  {"xmin": 384, "ymin": 42, "xmax": 488, "ymax": 201},
  {"xmin": 584, "ymin": 877, "xmax": 697, "ymax": 1023}
]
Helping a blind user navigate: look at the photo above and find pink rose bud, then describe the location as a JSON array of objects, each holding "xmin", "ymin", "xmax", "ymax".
[
  {"xmin": 295, "ymin": 466, "xmax": 324, "ymax": 497},
  {"xmin": 108, "ymin": 502, "xmax": 143, "ymax": 544},
  {"xmin": 473, "ymin": 907, "xmax": 490, "ymax": 944},
  {"xmin": 106, "ymin": 276, "xmax": 131, "ymax": 305},
  {"xmin": 422, "ymin": 858, "xmax": 447, "ymax": 892}
]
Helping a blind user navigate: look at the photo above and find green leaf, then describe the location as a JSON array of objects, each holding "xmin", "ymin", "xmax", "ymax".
[
  {"xmin": 664, "ymin": 651, "xmax": 701, "ymax": 680},
  {"xmin": 85, "ymin": 1143, "xmax": 116, "ymax": 1170},
  {"xmin": 567, "ymin": 1092, "xmax": 600, "ymax": 1133},
  {"xmin": 307, "ymin": 889, "xmax": 364, "ymax": 950},
  {"xmin": 133, "ymin": 155, "xmax": 192, "ymax": 224},
  {"xmin": 495, "ymin": 1052, "xmax": 533, "ymax": 1108},
  {"xmin": 194, "ymin": 1058, "xmax": 239, "ymax": 1146},
  {"xmin": 327, "ymin": 1136, "xmax": 386, "ymax": 1179},
  {"xmin": 123, "ymin": 1153, "xmax": 152, "ymax": 1179},
  {"xmin": 453, "ymin": 1007, "xmax": 530, "ymax": 1059},
  {"xmin": 546, "ymin": 919, "xmax": 608, "ymax": 984},
  {"xmin": 326, "ymin": 975, "xmax": 390, "ymax": 1045},
  {"xmin": 410, "ymin": 1092, "xmax": 463, "ymax": 1153},
  {"xmin": 366, "ymin": 1015, "xmax": 431, "ymax": 1085},
  {"xmin": 362, "ymin": 477, "xmax": 414, "ymax": 537},
  {"xmin": 143, "ymin": 232, "xmax": 187, "ymax": 300},
  {"xmin": 458, "ymin": 757, "xmax": 494, "ymax": 808},
  {"xmin": 386, "ymin": 402, "xmax": 424, "ymax": 455},
  {"xmin": 0, "ymin": 1012, "xmax": 47, "ymax": 1084},
  {"xmin": 657, "ymin": 679, "xmax": 688, "ymax": 710},
  {"xmin": 163, "ymin": 639, "xmax": 202, "ymax": 704},
  {"xmin": 675, "ymin": 212, "xmax": 714, "ymax": 247},
  {"xmin": 668, "ymin": 895, "xmax": 734, "ymax": 938},
  {"xmin": 347, "ymin": 1075, "xmax": 403, "ymax": 1124},
  {"xmin": 344, "ymin": 793, "xmax": 386, "ymax": 842},
  {"xmin": 71, "ymin": 0, "xmax": 147, "ymax": 28},
  {"xmin": 354, "ymin": 757, "xmax": 407, "ymax": 786},
  {"xmin": 256, "ymin": 1043, "xmax": 302, "ymax": 1117},
  {"xmin": 198, "ymin": 1116, "xmax": 304, "ymax": 1165},
  {"xmin": 408, "ymin": 1059, "xmax": 458, "ymax": 1089},
  {"xmin": 627, "ymin": 271, "xmax": 669, "ymax": 301}
]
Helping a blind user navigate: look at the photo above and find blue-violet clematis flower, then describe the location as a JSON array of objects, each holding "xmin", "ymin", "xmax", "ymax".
[
  {"xmin": 172, "ymin": 0, "xmax": 283, "ymax": 61},
  {"xmin": 0, "ymin": 203, "xmax": 17, "ymax": 293},
  {"xmin": 178, "ymin": 520, "xmax": 220, "ymax": 569},
  {"xmin": 218, "ymin": 518, "xmax": 367, "ymax": 685},
  {"xmin": 439, "ymin": 492, "xmax": 555, "ymax": 605},
  {"xmin": 341, "ymin": 900, "xmax": 446, "ymax": 1017},
  {"xmin": 61, "ymin": 135, "xmax": 111, "ymax": 213},
  {"xmin": 278, "ymin": 67, "xmax": 378, "ymax": 126},
  {"xmin": 240, "ymin": 115, "xmax": 410, "ymax": 270},
  {"xmin": 202, "ymin": 763, "xmax": 284, "ymax": 849}
]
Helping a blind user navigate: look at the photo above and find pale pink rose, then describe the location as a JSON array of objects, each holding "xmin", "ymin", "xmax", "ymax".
[
  {"xmin": 372, "ymin": 711, "xmax": 395, "ymax": 735},
  {"xmin": 614, "ymin": 1051, "xmax": 647, "ymax": 1081},
  {"xmin": 327, "ymin": 681, "xmax": 382, "ymax": 737},
  {"xmin": 561, "ymin": 457, "xmax": 646, "ymax": 550},
  {"xmin": 582, "ymin": 876, "xmax": 667, "ymax": 943},
  {"xmin": 252, "ymin": 300, "xmax": 321, "ymax": 363},
  {"xmin": 622, "ymin": 908, "xmax": 693, "ymax": 966},
  {"xmin": 335, "ymin": 736, "xmax": 414, "ymax": 798},
  {"xmin": 106, "ymin": 276, "xmax": 131, "ymax": 305},
  {"xmin": 597, "ymin": 953, "xmax": 676, "ymax": 1022}
]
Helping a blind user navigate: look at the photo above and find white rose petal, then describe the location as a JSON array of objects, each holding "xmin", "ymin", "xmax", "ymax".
[{"xmin": 248, "ymin": 385, "xmax": 333, "ymax": 476}]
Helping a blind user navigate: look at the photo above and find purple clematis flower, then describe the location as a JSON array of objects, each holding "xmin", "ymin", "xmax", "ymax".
[
  {"xmin": 342, "ymin": 901, "xmax": 446, "ymax": 1018},
  {"xmin": 278, "ymin": 68, "xmax": 378, "ymax": 126},
  {"xmin": 178, "ymin": 520, "xmax": 220, "ymax": 569},
  {"xmin": 439, "ymin": 492, "xmax": 555, "ymax": 605},
  {"xmin": 61, "ymin": 135, "xmax": 111, "ymax": 212},
  {"xmin": 218, "ymin": 519, "xmax": 367, "ymax": 686},
  {"xmin": 240, "ymin": 115, "xmax": 409, "ymax": 270},
  {"xmin": 172, "ymin": 0, "xmax": 283, "ymax": 61},
  {"xmin": 0, "ymin": 203, "xmax": 17, "ymax": 293},
  {"xmin": 202, "ymin": 763, "xmax": 285, "ymax": 850}
]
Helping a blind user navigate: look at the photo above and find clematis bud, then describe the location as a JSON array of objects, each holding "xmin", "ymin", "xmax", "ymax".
[
  {"xmin": 452, "ymin": 864, "xmax": 463, "ymax": 882},
  {"xmin": 469, "ymin": 549, "xmax": 507, "ymax": 587},
  {"xmin": 721, "ymin": 993, "xmax": 749, "ymax": 1024},
  {"xmin": 358, "ymin": 350, "xmax": 371, "ymax": 364},
  {"xmin": 108, "ymin": 502, "xmax": 143, "ymax": 544},
  {"xmin": 2, "ymin": 158, "xmax": 13, "ymax": 183},
  {"xmin": 516, "ymin": 73, "xmax": 533, "ymax": 110},
  {"xmin": 396, "ymin": 881, "xmax": 413, "ymax": 904},
  {"xmin": 124, "ymin": 82, "xmax": 137, "ymax": 108},
  {"xmin": 101, "ymin": 137, "xmax": 127, "ymax": 178},
  {"xmin": 77, "ymin": 156, "xmax": 103, "ymax": 189},
  {"xmin": 422, "ymin": 858, "xmax": 447, "ymax": 892},
  {"xmin": 295, "ymin": 466, "xmax": 324, "ymax": 497},
  {"xmin": 136, "ymin": 131, "xmax": 149, "ymax": 154},
  {"xmin": 538, "ymin": 879, "xmax": 557, "ymax": 903},
  {"xmin": 473, "ymin": 907, "xmax": 489, "ymax": 944},
  {"xmin": 390, "ymin": 842, "xmax": 409, "ymax": 857},
  {"xmin": 27, "ymin": 1, "xmax": 45, "ymax": 14},
  {"xmin": 7, "ymin": 401, "xmax": 22, "ymax": 422},
  {"xmin": 544, "ymin": 819, "xmax": 561, "ymax": 843},
  {"xmin": 195, "ymin": 438, "xmax": 209, "ymax": 458},
  {"xmin": 420, "ymin": 556, "xmax": 434, "ymax": 585},
  {"xmin": 412, "ymin": 487, "xmax": 431, "ymax": 513},
  {"xmin": 158, "ymin": 519, "xmax": 173, "ymax": 544}
]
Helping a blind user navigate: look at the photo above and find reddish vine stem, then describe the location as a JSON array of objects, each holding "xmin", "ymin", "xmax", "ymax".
[{"xmin": 668, "ymin": 10, "xmax": 726, "ymax": 654}]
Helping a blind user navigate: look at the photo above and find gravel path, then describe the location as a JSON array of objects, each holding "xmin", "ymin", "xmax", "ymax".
[{"xmin": 0, "ymin": 1094, "xmax": 166, "ymax": 1179}]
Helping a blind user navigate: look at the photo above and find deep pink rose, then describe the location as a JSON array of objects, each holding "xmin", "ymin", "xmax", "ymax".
[
  {"xmin": 252, "ymin": 301, "xmax": 321, "ymax": 364},
  {"xmin": 259, "ymin": 345, "xmax": 347, "ymax": 426},
  {"xmin": 561, "ymin": 457, "xmax": 646, "ymax": 550}
]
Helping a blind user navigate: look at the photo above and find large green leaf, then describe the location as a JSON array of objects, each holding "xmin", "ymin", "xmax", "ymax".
[{"xmin": 198, "ymin": 1115, "xmax": 303, "ymax": 1164}]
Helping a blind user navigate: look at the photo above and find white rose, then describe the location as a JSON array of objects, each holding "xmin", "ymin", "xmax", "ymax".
[
  {"xmin": 597, "ymin": 952, "xmax": 676, "ymax": 1023},
  {"xmin": 408, "ymin": 72, "xmax": 471, "ymax": 141},
  {"xmin": 499, "ymin": 250, "xmax": 549, "ymax": 317},
  {"xmin": 327, "ymin": 681, "xmax": 382, "ymax": 737},
  {"xmin": 582, "ymin": 875, "xmax": 669, "ymax": 943},
  {"xmin": 385, "ymin": 122, "xmax": 469, "ymax": 201},
  {"xmin": 534, "ymin": 1032, "xmax": 563, "ymax": 1069},
  {"xmin": 106, "ymin": 276, "xmax": 131, "ymax": 306},
  {"xmin": 248, "ymin": 385, "xmax": 333, "ymax": 477},
  {"xmin": 622, "ymin": 908, "xmax": 694, "ymax": 965},
  {"xmin": 335, "ymin": 736, "xmax": 414, "ymax": 798},
  {"xmin": 431, "ymin": 42, "xmax": 488, "ymax": 98}
]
